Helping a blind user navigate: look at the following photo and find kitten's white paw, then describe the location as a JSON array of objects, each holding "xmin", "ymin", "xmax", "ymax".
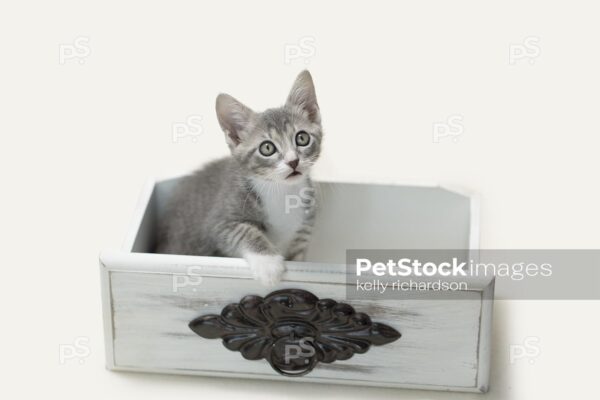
[{"xmin": 245, "ymin": 253, "xmax": 285, "ymax": 286}]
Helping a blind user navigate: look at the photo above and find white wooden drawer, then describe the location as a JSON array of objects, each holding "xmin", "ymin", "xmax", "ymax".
[{"xmin": 100, "ymin": 178, "xmax": 493, "ymax": 393}]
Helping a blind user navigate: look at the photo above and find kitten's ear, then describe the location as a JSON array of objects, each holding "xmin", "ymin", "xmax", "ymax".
[
  {"xmin": 286, "ymin": 70, "xmax": 321, "ymax": 124},
  {"xmin": 216, "ymin": 93, "xmax": 255, "ymax": 149}
]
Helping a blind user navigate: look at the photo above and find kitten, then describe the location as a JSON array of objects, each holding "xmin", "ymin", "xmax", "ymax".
[{"xmin": 156, "ymin": 70, "xmax": 322, "ymax": 285}]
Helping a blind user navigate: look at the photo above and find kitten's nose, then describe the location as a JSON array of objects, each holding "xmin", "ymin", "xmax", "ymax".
[{"xmin": 287, "ymin": 159, "xmax": 299, "ymax": 170}]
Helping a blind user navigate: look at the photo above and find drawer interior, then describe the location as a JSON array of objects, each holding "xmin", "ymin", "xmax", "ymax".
[{"xmin": 129, "ymin": 178, "xmax": 474, "ymax": 264}]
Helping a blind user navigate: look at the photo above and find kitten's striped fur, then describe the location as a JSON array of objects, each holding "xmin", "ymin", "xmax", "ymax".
[{"xmin": 156, "ymin": 71, "xmax": 322, "ymax": 285}]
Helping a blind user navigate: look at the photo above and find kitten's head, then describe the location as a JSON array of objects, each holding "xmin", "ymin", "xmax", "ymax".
[{"xmin": 216, "ymin": 70, "xmax": 322, "ymax": 184}]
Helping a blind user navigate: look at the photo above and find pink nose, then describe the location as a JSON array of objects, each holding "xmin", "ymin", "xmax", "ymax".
[{"xmin": 287, "ymin": 159, "xmax": 299, "ymax": 170}]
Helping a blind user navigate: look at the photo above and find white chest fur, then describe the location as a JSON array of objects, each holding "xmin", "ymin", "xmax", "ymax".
[{"xmin": 251, "ymin": 179, "xmax": 307, "ymax": 253}]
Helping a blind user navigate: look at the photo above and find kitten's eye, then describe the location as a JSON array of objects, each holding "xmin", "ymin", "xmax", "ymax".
[
  {"xmin": 295, "ymin": 131, "xmax": 310, "ymax": 146},
  {"xmin": 259, "ymin": 141, "xmax": 277, "ymax": 156}
]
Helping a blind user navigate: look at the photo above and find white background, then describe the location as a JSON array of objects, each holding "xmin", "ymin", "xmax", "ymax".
[{"xmin": 1, "ymin": 1, "xmax": 598, "ymax": 399}]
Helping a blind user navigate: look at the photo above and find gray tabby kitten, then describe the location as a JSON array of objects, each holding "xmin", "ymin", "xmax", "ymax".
[{"xmin": 156, "ymin": 70, "xmax": 322, "ymax": 285}]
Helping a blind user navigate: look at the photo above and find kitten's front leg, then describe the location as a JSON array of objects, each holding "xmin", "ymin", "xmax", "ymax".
[
  {"xmin": 217, "ymin": 221, "xmax": 285, "ymax": 286},
  {"xmin": 285, "ymin": 196, "xmax": 317, "ymax": 262},
  {"xmin": 285, "ymin": 223, "xmax": 314, "ymax": 262}
]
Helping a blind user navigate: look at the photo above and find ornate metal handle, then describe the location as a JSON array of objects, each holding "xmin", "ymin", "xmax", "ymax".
[{"xmin": 189, "ymin": 289, "xmax": 401, "ymax": 376}]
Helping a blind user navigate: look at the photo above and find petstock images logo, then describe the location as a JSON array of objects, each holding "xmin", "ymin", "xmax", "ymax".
[{"xmin": 346, "ymin": 249, "xmax": 600, "ymax": 300}]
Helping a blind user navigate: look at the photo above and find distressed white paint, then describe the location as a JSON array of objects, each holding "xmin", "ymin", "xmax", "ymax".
[{"xmin": 100, "ymin": 178, "xmax": 493, "ymax": 393}]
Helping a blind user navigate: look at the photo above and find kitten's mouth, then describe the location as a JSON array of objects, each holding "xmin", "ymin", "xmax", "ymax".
[{"xmin": 286, "ymin": 171, "xmax": 302, "ymax": 179}]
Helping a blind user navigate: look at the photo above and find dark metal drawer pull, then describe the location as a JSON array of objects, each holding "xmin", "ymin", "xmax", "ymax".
[{"xmin": 189, "ymin": 288, "xmax": 401, "ymax": 376}]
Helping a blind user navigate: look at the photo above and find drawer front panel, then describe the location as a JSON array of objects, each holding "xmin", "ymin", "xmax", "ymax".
[{"xmin": 107, "ymin": 270, "xmax": 483, "ymax": 390}]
